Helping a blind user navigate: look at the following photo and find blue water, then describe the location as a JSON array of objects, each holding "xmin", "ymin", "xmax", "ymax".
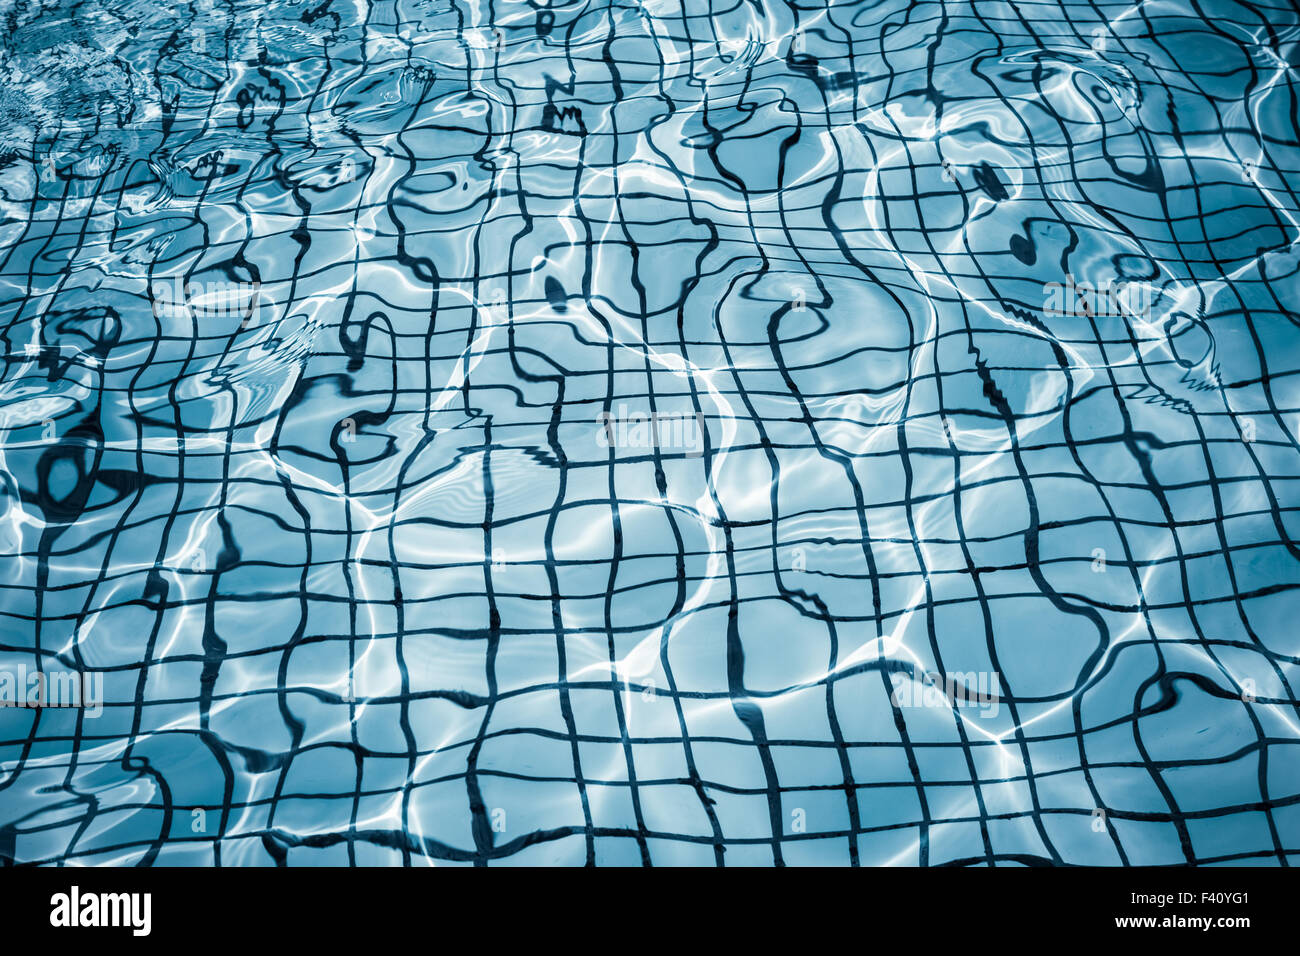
[{"xmin": 0, "ymin": 0, "xmax": 1297, "ymax": 866}]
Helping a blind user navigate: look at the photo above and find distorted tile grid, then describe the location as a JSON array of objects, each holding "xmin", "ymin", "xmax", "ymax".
[{"xmin": 0, "ymin": 0, "xmax": 1298, "ymax": 865}]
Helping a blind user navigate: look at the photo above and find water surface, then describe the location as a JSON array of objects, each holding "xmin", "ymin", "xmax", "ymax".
[{"xmin": 0, "ymin": 0, "xmax": 1298, "ymax": 866}]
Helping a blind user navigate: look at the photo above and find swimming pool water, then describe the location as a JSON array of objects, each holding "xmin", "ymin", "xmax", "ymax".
[{"xmin": 0, "ymin": 0, "xmax": 1298, "ymax": 866}]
